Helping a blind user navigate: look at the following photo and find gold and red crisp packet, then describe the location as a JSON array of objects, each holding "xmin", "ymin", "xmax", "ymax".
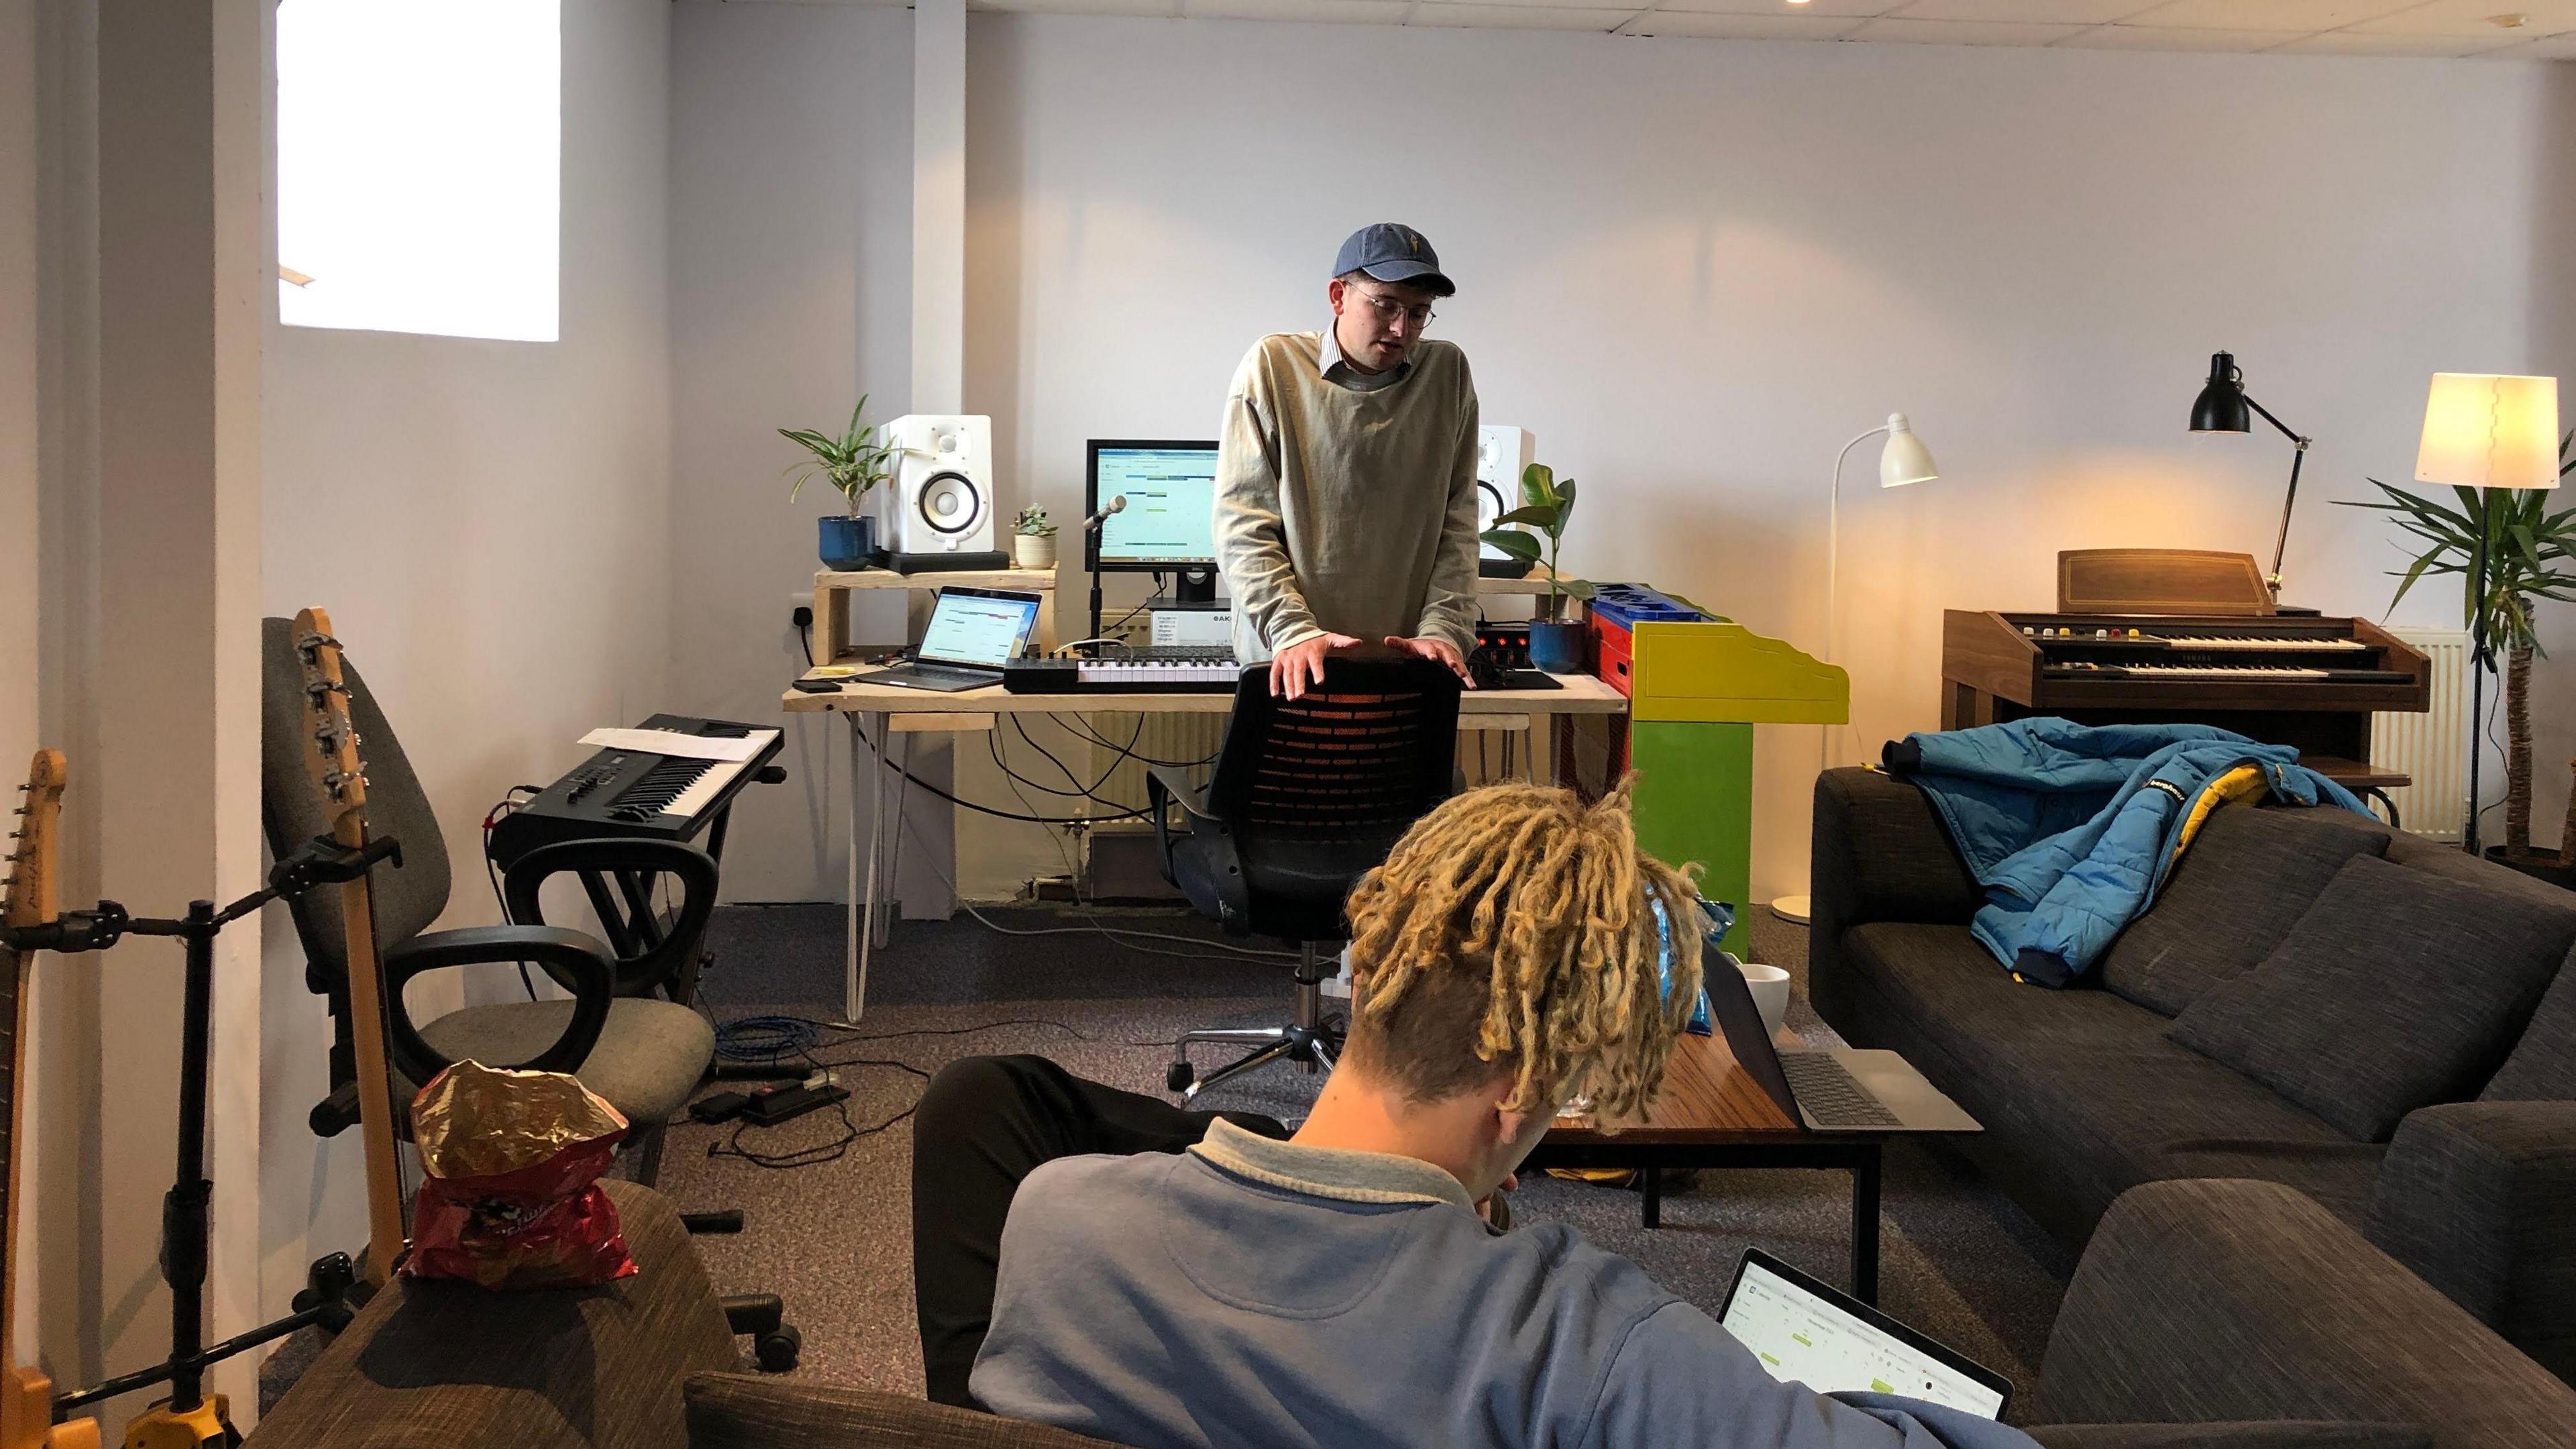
[{"xmin": 403, "ymin": 1060, "xmax": 639, "ymax": 1291}]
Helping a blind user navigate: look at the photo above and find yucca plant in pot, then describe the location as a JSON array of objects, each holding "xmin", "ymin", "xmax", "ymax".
[
  {"xmin": 1480, "ymin": 463, "xmax": 1595, "ymax": 672},
  {"xmin": 781, "ymin": 395, "xmax": 898, "ymax": 570},
  {"xmin": 2340, "ymin": 432, "xmax": 2576, "ymax": 884}
]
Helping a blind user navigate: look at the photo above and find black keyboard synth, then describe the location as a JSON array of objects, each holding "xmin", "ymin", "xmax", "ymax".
[{"xmin": 486, "ymin": 713, "xmax": 786, "ymax": 869}]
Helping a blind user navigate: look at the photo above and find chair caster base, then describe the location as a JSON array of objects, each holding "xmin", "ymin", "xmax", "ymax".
[
  {"xmin": 1166, "ymin": 1060, "xmax": 1195, "ymax": 1093},
  {"xmin": 755, "ymin": 1324, "xmax": 802, "ymax": 1373}
]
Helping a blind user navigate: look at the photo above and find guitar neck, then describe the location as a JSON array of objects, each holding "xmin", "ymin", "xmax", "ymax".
[{"xmin": 331, "ymin": 819, "xmax": 408, "ymax": 1287}]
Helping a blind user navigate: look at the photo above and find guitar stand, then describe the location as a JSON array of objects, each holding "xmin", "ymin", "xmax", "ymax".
[{"xmin": 5, "ymin": 835, "xmax": 397, "ymax": 1445}]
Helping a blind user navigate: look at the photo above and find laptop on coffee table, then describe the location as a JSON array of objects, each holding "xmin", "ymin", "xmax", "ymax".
[{"xmin": 1701, "ymin": 960, "xmax": 1978, "ymax": 1134}]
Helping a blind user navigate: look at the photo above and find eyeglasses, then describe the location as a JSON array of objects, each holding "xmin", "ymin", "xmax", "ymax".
[{"xmin": 1350, "ymin": 288, "xmax": 1435, "ymax": 330}]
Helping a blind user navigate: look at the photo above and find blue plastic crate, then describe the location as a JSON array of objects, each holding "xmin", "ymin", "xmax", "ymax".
[{"xmin": 1588, "ymin": 582, "xmax": 1706, "ymax": 630}]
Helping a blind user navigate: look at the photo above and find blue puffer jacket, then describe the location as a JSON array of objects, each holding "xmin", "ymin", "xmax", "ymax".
[{"xmin": 1881, "ymin": 718, "xmax": 2369, "ymax": 987}]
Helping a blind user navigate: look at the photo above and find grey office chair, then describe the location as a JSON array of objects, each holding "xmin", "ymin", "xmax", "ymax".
[
  {"xmin": 1149, "ymin": 652, "xmax": 1461, "ymax": 1099},
  {"xmin": 258, "ymin": 617, "xmax": 717, "ymax": 1184}
]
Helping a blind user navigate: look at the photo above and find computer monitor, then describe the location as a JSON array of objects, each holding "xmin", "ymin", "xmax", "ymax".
[{"xmin": 1087, "ymin": 441, "xmax": 1221, "ymax": 588}]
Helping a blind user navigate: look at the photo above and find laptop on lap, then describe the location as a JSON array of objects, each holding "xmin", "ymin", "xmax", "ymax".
[
  {"xmin": 869, "ymin": 586, "xmax": 1044, "ymax": 693},
  {"xmin": 1701, "ymin": 961, "xmax": 1979, "ymax": 1134}
]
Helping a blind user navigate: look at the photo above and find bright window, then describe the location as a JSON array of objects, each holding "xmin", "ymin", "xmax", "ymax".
[{"xmin": 276, "ymin": 0, "xmax": 561, "ymax": 342}]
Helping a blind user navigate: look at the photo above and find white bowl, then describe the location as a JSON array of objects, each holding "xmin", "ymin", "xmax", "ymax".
[{"xmin": 1737, "ymin": 960, "xmax": 1791, "ymax": 1040}]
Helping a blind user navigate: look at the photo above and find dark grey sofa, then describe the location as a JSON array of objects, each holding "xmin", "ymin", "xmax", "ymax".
[{"xmin": 1810, "ymin": 765, "xmax": 2576, "ymax": 1387}]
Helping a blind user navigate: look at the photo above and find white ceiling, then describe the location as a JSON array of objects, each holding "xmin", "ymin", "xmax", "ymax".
[{"xmin": 833, "ymin": 0, "xmax": 2576, "ymax": 58}]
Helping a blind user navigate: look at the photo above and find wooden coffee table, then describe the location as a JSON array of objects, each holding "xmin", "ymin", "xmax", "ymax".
[{"xmin": 1521, "ymin": 1028, "xmax": 1890, "ymax": 1303}]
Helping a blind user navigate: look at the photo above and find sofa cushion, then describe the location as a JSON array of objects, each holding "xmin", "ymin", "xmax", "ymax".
[
  {"xmin": 2169, "ymin": 855, "xmax": 2576, "ymax": 1142},
  {"xmin": 684, "ymin": 1374, "xmax": 1130, "ymax": 1449},
  {"xmin": 2481, "ymin": 943, "xmax": 2576, "ymax": 1101},
  {"xmin": 1842, "ymin": 923, "xmax": 2379, "ymax": 1231},
  {"xmin": 2100, "ymin": 804, "xmax": 2391, "ymax": 1018},
  {"xmin": 2025, "ymin": 1426, "xmax": 2430, "ymax": 1449}
]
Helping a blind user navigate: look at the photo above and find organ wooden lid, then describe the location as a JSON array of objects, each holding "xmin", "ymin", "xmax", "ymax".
[{"xmin": 2056, "ymin": 549, "xmax": 2273, "ymax": 616}]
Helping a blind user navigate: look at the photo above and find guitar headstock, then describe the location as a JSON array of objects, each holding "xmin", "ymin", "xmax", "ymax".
[
  {"xmin": 292, "ymin": 607, "xmax": 370, "ymax": 833},
  {"xmin": 1, "ymin": 751, "xmax": 66, "ymax": 932}
]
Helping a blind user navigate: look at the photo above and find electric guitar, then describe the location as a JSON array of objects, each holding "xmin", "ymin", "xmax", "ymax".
[
  {"xmin": 291, "ymin": 611, "xmax": 410, "ymax": 1286},
  {"xmin": 1, "ymin": 753, "xmax": 101, "ymax": 1449}
]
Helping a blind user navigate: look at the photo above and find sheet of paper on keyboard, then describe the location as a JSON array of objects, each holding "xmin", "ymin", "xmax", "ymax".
[{"xmin": 577, "ymin": 727, "xmax": 778, "ymax": 763}]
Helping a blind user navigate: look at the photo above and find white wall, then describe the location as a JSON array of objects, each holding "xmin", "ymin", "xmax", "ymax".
[
  {"xmin": 951, "ymin": 18, "xmax": 2568, "ymax": 899},
  {"xmin": 256, "ymin": 0, "xmax": 674, "ymax": 1321},
  {"xmin": 667, "ymin": 0, "xmax": 916, "ymax": 909}
]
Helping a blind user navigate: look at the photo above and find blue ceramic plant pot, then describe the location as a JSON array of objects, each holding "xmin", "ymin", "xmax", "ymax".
[
  {"xmin": 818, "ymin": 514, "xmax": 877, "ymax": 571},
  {"xmin": 1527, "ymin": 619, "xmax": 1589, "ymax": 674}
]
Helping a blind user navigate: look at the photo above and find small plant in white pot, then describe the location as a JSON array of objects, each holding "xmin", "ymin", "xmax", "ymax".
[{"xmin": 1013, "ymin": 505, "xmax": 1059, "ymax": 570}]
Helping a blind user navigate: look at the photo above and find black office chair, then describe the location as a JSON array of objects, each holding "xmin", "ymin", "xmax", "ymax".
[
  {"xmin": 258, "ymin": 618, "xmax": 718, "ymax": 1186},
  {"xmin": 1148, "ymin": 652, "xmax": 1461, "ymax": 1099}
]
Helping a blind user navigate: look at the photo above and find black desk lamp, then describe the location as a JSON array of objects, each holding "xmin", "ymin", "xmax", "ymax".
[{"xmin": 2190, "ymin": 351, "xmax": 2310, "ymax": 604}]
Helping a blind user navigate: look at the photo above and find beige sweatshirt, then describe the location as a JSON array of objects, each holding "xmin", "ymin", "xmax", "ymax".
[{"xmin": 1213, "ymin": 332, "xmax": 1481, "ymax": 663}]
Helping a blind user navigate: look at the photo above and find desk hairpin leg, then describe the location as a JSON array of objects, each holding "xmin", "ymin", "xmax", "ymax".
[
  {"xmin": 860, "ymin": 711, "xmax": 881, "ymax": 1016},
  {"xmin": 884, "ymin": 731, "xmax": 913, "ymax": 947},
  {"xmin": 846, "ymin": 712, "xmax": 914, "ymax": 1023}
]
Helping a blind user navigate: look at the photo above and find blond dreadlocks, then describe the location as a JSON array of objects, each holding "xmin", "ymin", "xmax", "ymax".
[{"xmin": 1341, "ymin": 778, "xmax": 1705, "ymax": 1121}]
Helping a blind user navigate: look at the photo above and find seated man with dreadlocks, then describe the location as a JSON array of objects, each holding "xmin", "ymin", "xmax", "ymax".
[{"xmin": 910, "ymin": 782, "xmax": 2033, "ymax": 1449}]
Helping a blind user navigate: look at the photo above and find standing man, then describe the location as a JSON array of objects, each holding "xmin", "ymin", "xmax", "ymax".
[{"xmin": 1215, "ymin": 224, "xmax": 1483, "ymax": 699}]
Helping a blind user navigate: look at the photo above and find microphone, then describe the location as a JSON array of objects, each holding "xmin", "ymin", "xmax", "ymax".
[{"xmin": 1083, "ymin": 494, "xmax": 1128, "ymax": 532}]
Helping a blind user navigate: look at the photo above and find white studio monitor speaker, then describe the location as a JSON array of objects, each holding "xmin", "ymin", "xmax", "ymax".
[
  {"xmin": 875, "ymin": 414, "xmax": 1010, "ymax": 573},
  {"xmin": 1474, "ymin": 425, "xmax": 1536, "ymax": 579}
]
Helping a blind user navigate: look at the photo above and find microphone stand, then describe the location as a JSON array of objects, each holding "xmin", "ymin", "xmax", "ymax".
[{"xmin": 1081, "ymin": 496, "xmax": 1125, "ymax": 644}]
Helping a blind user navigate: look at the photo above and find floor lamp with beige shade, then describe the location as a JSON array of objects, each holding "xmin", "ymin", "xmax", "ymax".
[
  {"xmin": 2408, "ymin": 372, "xmax": 2560, "ymax": 858},
  {"xmin": 1773, "ymin": 413, "xmax": 1939, "ymax": 926}
]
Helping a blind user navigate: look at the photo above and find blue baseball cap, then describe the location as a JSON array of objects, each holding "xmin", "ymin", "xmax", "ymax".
[{"xmin": 1332, "ymin": 223, "xmax": 1454, "ymax": 297}]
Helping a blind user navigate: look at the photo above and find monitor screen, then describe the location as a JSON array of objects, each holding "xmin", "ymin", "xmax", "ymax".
[
  {"xmin": 1089, "ymin": 441, "xmax": 1220, "ymax": 570},
  {"xmin": 1719, "ymin": 1251, "xmax": 2008, "ymax": 1418},
  {"xmin": 916, "ymin": 588, "xmax": 1042, "ymax": 667}
]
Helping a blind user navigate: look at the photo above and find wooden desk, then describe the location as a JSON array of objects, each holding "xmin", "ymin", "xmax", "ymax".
[
  {"xmin": 1527, "ymin": 1029, "xmax": 1891, "ymax": 1302},
  {"xmin": 780, "ymin": 668, "xmax": 1629, "ymax": 1020}
]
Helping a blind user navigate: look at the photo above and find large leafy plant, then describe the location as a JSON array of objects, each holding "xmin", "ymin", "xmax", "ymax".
[
  {"xmin": 1481, "ymin": 463, "xmax": 1596, "ymax": 623},
  {"xmin": 780, "ymin": 395, "xmax": 897, "ymax": 515},
  {"xmin": 2339, "ymin": 433, "xmax": 2576, "ymax": 861}
]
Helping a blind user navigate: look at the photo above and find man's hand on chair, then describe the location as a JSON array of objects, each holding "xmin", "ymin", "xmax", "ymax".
[
  {"xmin": 1270, "ymin": 633, "xmax": 1362, "ymax": 700},
  {"xmin": 1383, "ymin": 635, "xmax": 1473, "ymax": 689}
]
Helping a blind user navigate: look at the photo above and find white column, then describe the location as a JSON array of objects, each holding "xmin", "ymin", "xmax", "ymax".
[
  {"xmin": 88, "ymin": 0, "xmax": 265, "ymax": 1424},
  {"xmin": 910, "ymin": 0, "xmax": 965, "ymax": 417},
  {"xmin": 898, "ymin": 0, "xmax": 965, "ymax": 920}
]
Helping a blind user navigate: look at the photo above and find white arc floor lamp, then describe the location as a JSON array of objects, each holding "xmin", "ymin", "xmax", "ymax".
[{"xmin": 1772, "ymin": 413, "xmax": 1939, "ymax": 926}]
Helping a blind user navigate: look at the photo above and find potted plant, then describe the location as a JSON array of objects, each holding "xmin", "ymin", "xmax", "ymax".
[
  {"xmin": 780, "ymin": 395, "xmax": 898, "ymax": 570},
  {"xmin": 1480, "ymin": 462, "xmax": 1596, "ymax": 672},
  {"xmin": 2343, "ymin": 433, "xmax": 2576, "ymax": 885},
  {"xmin": 1013, "ymin": 505, "xmax": 1059, "ymax": 570}
]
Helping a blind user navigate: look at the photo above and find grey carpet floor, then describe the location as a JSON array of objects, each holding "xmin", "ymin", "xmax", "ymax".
[{"xmin": 657, "ymin": 902, "xmax": 2076, "ymax": 1421}]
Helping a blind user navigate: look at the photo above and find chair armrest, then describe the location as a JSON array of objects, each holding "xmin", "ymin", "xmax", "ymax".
[
  {"xmin": 683, "ymin": 1374, "xmax": 1127, "ymax": 1449},
  {"xmin": 2369, "ymin": 1099, "xmax": 2576, "ymax": 1382},
  {"xmin": 2039, "ymin": 1179, "xmax": 2576, "ymax": 1436},
  {"xmin": 380, "ymin": 925, "xmax": 616, "ymax": 1085},
  {"xmin": 1809, "ymin": 767, "xmax": 1980, "ymax": 1030}
]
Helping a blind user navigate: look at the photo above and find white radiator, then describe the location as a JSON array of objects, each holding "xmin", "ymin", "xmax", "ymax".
[
  {"xmin": 2372, "ymin": 628, "xmax": 2469, "ymax": 841},
  {"xmin": 1085, "ymin": 710, "xmax": 1228, "ymax": 819}
]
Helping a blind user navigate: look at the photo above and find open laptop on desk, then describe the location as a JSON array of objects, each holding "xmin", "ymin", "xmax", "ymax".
[
  {"xmin": 868, "ymin": 586, "xmax": 1044, "ymax": 692},
  {"xmin": 1704, "ymin": 958, "xmax": 1978, "ymax": 1134}
]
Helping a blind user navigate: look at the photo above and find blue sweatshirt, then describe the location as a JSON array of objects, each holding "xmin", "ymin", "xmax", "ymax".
[{"xmin": 971, "ymin": 1120, "xmax": 2035, "ymax": 1449}]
